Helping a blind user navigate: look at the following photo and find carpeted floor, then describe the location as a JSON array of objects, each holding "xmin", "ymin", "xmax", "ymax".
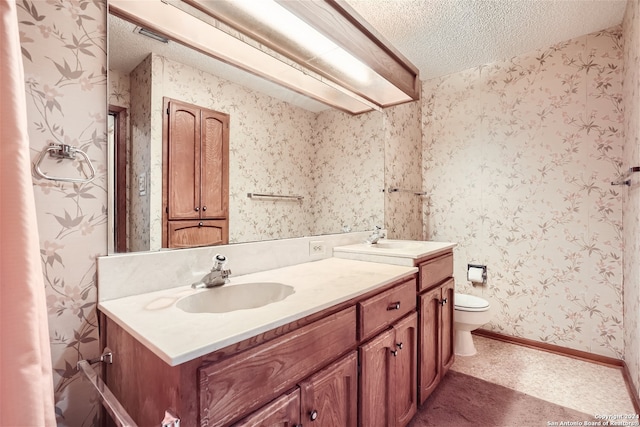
[{"xmin": 409, "ymin": 371, "xmax": 596, "ymax": 426}]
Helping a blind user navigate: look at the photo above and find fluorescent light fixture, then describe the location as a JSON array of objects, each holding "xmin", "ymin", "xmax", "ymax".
[{"xmin": 109, "ymin": 0, "xmax": 420, "ymax": 114}]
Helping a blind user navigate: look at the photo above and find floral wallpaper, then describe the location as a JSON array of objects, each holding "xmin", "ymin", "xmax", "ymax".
[
  {"xmin": 311, "ymin": 109, "xmax": 385, "ymax": 235},
  {"xmin": 18, "ymin": 0, "xmax": 107, "ymax": 425},
  {"xmin": 422, "ymin": 27, "xmax": 625, "ymax": 358},
  {"xmin": 383, "ymin": 101, "xmax": 424, "ymax": 240},
  {"xmin": 622, "ymin": 0, "xmax": 640, "ymax": 401}
]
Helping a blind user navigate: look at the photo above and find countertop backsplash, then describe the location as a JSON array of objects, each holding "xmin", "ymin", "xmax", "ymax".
[{"xmin": 97, "ymin": 231, "xmax": 374, "ymax": 301}]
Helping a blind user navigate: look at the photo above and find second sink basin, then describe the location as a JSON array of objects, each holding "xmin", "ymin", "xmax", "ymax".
[{"xmin": 177, "ymin": 282, "xmax": 295, "ymax": 314}]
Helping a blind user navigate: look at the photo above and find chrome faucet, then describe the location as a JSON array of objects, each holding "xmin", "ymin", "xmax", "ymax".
[
  {"xmin": 366, "ymin": 226, "xmax": 384, "ymax": 245},
  {"xmin": 192, "ymin": 254, "xmax": 232, "ymax": 288}
]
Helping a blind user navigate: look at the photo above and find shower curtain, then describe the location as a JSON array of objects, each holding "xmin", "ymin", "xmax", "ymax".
[{"xmin": 0, "ymin": 0, "xmax": 56, "ymax": 425}]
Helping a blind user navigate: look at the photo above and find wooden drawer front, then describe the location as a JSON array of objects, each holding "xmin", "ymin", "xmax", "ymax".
[
  {"xmin": 168, "ymin": 219, "xmax": 228, "ymax": 248},
  {"xmin": 359, "ymin": 279, "xmax": 416, "ymax": 341},
  {"xmin": 418, "ymin": 253, "xmax": 453, "ymax": 292},
  {"xmin": 199, "ymin": 307, "xmax": 356, "ymax": 426}
]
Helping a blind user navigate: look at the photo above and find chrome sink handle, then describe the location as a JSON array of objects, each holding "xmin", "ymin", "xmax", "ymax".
[
  {"xmin": 192, "ymin": 254, "xmax": 232, "ymax": 288},
  {"xmin": 366, "ymin": 226, "xmax": 383, "ymax": 245}
]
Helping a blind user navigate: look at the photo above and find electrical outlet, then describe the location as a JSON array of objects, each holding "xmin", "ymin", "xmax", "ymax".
[{"xmin": 309, "ymin": 240, "xmax": 326, "ymax": 256}]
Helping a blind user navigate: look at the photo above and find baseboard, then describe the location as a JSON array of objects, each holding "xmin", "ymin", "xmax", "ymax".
[
  {"xmin": 474, "ymin": 329, "xmax": 640, "ymax": 414},
  {"xmin": 622, "ymin": 361, "xmax": 640, "ymax": 414},
  {"xmin": 473, "ymin": 329, "xmax": 622, "ymax": 367}
]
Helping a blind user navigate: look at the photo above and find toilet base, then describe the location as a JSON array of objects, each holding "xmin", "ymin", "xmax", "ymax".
[{"xmin": 455, "ymin": 330, "xmax": 477, "ymax": 356}]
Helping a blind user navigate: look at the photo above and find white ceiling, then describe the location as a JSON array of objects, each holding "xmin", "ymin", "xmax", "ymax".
[
  {"xmin": 108, "ymin": 0, "xmax": 627, "ymax": 113},
  {"xmin": 346, "ymin": 0, "xmax": 627, "ymax": 80}
]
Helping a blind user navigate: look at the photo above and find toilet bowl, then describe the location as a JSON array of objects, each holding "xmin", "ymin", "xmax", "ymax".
[{"xmin": 454, "ymin": 292, "xmax": 491, "ymax": 356}]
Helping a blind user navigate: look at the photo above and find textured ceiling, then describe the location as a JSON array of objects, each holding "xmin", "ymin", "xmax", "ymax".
[
  {"xmin": 109, "ymin": 0, "xmax": 627, "ymax": 112},
  {"xmin": 346, "ymin": 0, "xmax": 627, "ymax": 80}
]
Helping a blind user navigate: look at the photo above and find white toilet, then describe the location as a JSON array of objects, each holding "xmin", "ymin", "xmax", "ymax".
[{"xmin": 454, "ymin": 292, "xmax": 491, "ymax": 356}]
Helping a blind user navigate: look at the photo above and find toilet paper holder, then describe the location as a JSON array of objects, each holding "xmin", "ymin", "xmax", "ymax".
[{"xmin": 467, "ymin": 264, "xmax": 487, "ymax": 285}]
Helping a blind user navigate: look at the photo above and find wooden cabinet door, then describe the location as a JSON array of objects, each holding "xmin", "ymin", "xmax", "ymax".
[
  {"xmin": 167, "ymin": 100, "xmax": 200, "ymax": 220},
  {"xmin": 233, "ymin": 388, "xmax": 301, "ymax": 427},
  {"xmin": 300, "ymin": 352, "xmax": 357, "ymax": 427},
  {"xmin": 359, "ymin": 328, "xmax": 395, "ymax": 427},
  {"xmin": 418, "ymin": 286, "xmax": 442, "ymax": 404},
  {"xmin": 440, "ymin": 279, "xmax": 455, "ymax": 374},
  {"xmin": 200, "ymin": 110, "xmax": 228, "ymax": 219},
  {"xmin": 393, "ymin": 313, "xmax": 417, "ymax": 427}
]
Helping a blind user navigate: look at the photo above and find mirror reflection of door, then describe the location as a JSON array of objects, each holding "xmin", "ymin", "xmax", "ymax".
[{"xmin": 109, "ymin": 106, "xmax": 128, "ymax": 253}]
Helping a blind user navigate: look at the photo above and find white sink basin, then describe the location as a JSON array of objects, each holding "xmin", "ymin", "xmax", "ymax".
[{"xmin": 177, "ymin": 282, "xmax": 295, "ymax": 313}]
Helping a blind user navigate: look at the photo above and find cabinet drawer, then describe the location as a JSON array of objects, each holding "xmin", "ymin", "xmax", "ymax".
[
  {"xmin": 358, "ymin": 279, "xmax": 416, "ymax": 340},
  {"xmin": 199, "ymin": 306, "xmax": 356, "ymax": 426},
  {"xmin": 168, "ymin": 219, "xmax": 228, "ymax": 248},
  {"xmin": 418, "ymin": 252, "xmax": 453, "ymax": 292}
]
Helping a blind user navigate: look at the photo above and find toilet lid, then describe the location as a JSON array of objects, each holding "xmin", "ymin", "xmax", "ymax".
[{"xmin": 454, "ymin": 293, "xmax": 489, "ymax": 311}]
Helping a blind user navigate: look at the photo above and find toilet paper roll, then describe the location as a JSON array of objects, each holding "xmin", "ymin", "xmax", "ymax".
[{"xmin": 467, "ymin": 266, "xmax": 485, "ymax": 283}]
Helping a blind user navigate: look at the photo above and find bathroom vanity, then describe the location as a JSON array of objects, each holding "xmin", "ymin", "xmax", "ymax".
[
  {"xmin": 333, "ymin": 240, "xmax": 456, "ymax": 404},
  {"xmin": 97, "ymin": 237, "xmax": 455, "ymax": 426},
  {"xmin": 99, "ymin": 257, "xmax": 419, "ymax": 426}
]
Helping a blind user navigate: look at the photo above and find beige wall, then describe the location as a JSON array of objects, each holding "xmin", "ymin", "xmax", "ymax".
[
  {"xmin": 422, "ymin": 26, "xmax": 625, "ymax": 359},
  {"xmin": 622, "ymin": 0, "xmax": 640, "ymax": 401}
]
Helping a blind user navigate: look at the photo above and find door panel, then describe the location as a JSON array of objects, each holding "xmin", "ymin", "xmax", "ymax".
[
  {"xmin": 200, "ymin": 111, "xmax": 228, "ymax": 218},
  {"xmin": 168, "ymin": 101, "xmax": 200, "ymax": 220},
  {"xmin": 359, "ymin": 329, "xmax": 394, "ymax": 427},
  {"xmin": 418, "ymin": 286, "xmax": 442, "ymax": 403},
  {"xmin": 300, "ymin": 352, "xmax": 357, "ymax": 427},
  {"xmin": 394, "ymin": 313, "xmax": 417, "ymax": 427}
]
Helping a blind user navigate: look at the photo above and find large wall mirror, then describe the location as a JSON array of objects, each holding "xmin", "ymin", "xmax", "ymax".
[{"xmin": 107, "ymin": 8, "xmax": 386, "ymax": 253}]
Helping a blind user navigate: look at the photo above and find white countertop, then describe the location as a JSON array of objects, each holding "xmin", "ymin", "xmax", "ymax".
[
  {"xmin": 333, "ymin": 239, "xmax": 456, "ymax": 266},
  {"xmin": 98, "ymin": 257, "xmax": 417, "ymax": 366}
]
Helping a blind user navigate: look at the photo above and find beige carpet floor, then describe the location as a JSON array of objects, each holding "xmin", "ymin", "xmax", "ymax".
[{"xmin": 409, "ymin": 371, "xmax": 595, "ymax": 427}]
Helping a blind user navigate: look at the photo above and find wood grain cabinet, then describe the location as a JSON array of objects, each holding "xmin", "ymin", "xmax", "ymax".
[
  {"xmin": 103, "ymin": 276, "xmax": 421, "ymax": 427},
  {"xmin": 358, "ymin": 278, "xmax": 417, "ymax": 427},
  {"xmin": 359, "ymin": 312, "xmax": 417, "ymax": 427},
  {"xmin": 234, "ymin": 352, "xmax": 357, "ymax": 427},
  {"xmin": 417, "ymin": 252, "xmax": 455, "ymax": 404},
  {"xmin": 162, "ymin": 98, "xmax": 229, "ymax": 248}
]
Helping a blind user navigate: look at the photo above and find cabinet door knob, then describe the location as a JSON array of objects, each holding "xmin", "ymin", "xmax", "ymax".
[
  {"xmin": 387, "ymin": 302, "xmax": 401, "ymax": 311},
  {"xmin": 194, "ymin": 207, "xmax": 199, "ymax": 212},
  {"xmin": 440, "ymin": 298, "xmax": 448, "ymax": 306},
  {"xmin": 396, "ymin": 342, "xmax": 403, "ymax": 350},
  {"xmin": 390, "ymin": 349, "xmax": 398, "ymax": 357},
  {"xmin": 202, "ymin": 206, "xmax": 207, "ymax": 211},
  {"xmin": 310, "ymin": 410, "xmax": 318, "ymax": 421}
]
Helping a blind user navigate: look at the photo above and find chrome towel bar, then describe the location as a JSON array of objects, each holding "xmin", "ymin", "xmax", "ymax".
[
  {"xmin": 34, "ymin": 143, "xmax": 96, "ymax": 183},
  {"xmin": 247, "ymin": 192, "xmax": 304, "ymax": 200},
  {"xmin": 77, "ymin": 348, "xmax": 137, "ymax": 427},
  {"xmin": 385, "ymin": 187, "xmax": 427, "ymax": 196},
  {"xmin": 611, "ymin": 166, "xmax": 640, "ymax": 186}
]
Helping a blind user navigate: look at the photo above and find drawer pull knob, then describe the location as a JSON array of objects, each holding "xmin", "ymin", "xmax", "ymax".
[
  {"xmin": 198, "ymin": 222, "xmax": 203, "ymax": 227},
  {"xmin": 396, "ymin": 342, "xmax": 403, "ymax": 350},
  {"xmin": 387, "ymin": 302, "xmax": 401, "ymax": 311},
  {"xmin": 310, "ymin": 410, "xmax": 318, "ymax": 421},
  {"xmin": 440, "ymin": 298, "xmax": 448, "ymax": 305},
  {"xmin": 390, "ymin": 349, "xmax": 398, "ymax": 357}
]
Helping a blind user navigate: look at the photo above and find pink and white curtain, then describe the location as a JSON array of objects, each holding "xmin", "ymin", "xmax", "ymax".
[{"xmin": 0, "ymin": 0, "xmax": 56, "ymax": 425}]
